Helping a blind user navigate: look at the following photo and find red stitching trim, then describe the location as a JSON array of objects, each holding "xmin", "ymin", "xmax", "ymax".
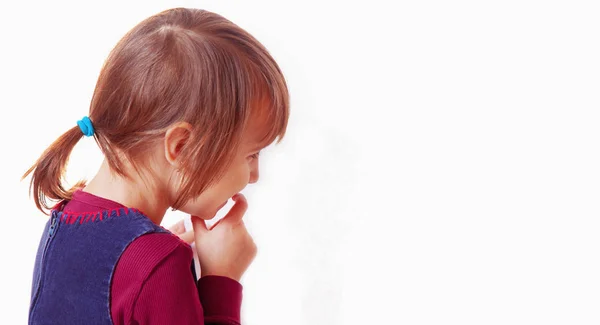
[{"xmin": 51, "ymin": 206, "xmax": 155, "ymax": 226}]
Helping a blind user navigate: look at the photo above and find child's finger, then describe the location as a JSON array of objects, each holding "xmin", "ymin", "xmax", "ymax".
[
  {"xmin": 177, "ymin": 230, "xmax": 195, "ymax": 244},
  {"xmin": 221, "ymin": 193, "xmax": 248, "ymax": 226},
  {"xmin": 208, "ymin": 217, "xmax": 225, "ymax": 231},
  {"xmin": 168, "ymin": 219, "xmax": 186, "ymax": 235},
  {"xmin": 191, "ymin": 215, "xmax": 208, "ymax": 236}
]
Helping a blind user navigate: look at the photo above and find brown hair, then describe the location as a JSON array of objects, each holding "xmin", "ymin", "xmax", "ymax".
[{"xmin": 22, "ymin": 8, "xmax": 289, "ymax": 214}]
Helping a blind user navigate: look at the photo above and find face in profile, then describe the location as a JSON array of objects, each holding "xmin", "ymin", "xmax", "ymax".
[{"xmin": 177, "ymin": 121, "xmax": 266, "ymax": 220}]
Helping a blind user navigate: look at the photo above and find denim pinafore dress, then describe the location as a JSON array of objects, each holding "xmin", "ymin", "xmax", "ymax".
[{"xmin": 29, "ymin": 203, "xmax": 170, "ymax": 325}]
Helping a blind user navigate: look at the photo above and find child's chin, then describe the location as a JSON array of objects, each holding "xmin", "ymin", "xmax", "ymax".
[
  {"xmin": 216, "ymin": 201, "xmax": 227, "ymax": 211},
  {"xmin": 185, "ymin": 200, "xmax": 228, "ymax": 220},
  {"xmin": 186, "ymin": 209, "xmax": 217, "ymax": 220},
  {"xmin": 187, "ymin": 214, "xmax": 214, "ymax": 221}
]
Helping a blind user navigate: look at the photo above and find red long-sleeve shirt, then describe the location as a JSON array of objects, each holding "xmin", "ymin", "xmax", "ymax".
[{"xmin": 62, "ymin": 190, "xmax": 243, "ymax": 324}]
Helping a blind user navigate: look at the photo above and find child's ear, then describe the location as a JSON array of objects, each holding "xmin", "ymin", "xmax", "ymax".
[{"xmin": 164, "ymin": 122, "xmax": 192, "ymax": 166}]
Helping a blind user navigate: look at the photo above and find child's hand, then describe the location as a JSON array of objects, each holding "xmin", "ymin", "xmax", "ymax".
[
  {"xmin": 168, "ymin": 219, "xmax": 195, "ymax": 244},
  {"xmin": 191, "ymin": 193, "xmax": 257, "ymax": 282}
]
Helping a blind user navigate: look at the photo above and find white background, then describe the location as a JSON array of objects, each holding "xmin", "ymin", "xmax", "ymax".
[{"xmin": 1, "ymin": 0, "xmax": 599, "ymax": 324}]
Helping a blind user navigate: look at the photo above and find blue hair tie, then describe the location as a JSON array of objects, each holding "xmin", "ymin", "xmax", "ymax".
[{"xmin": 77, "ymin": 116, "xmax": 95, "ymax": 137}]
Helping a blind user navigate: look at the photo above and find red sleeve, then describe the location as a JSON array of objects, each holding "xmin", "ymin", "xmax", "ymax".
[
  {"xmin": 110, "ymin": 233, "xmax": 243, "ymax": 325},
  {"xmin": 198, "ymin": 276, "xmax": 243, "ymax": 324}
]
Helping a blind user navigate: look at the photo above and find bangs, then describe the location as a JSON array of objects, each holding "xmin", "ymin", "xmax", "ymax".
[{"xmin": 247, "ymin": 61, "xmax": 290, "ymax": 150}]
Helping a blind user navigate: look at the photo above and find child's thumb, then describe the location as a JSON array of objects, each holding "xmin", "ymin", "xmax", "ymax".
[
  {"xmin": 221, "ymin": 193, "xmax": 248, "ymax": 226},
  {"xmin": 191, "ymin": 216, "xmax": 208, "ymax": 235}
]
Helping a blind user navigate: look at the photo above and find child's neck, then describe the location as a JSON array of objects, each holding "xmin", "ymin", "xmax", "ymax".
[{"xmin": 81, "ymin": 160, "xmax": 169, "ymax": 225}]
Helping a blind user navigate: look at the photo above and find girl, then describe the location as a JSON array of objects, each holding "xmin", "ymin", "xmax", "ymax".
[{"xmin": 22, "ymin": 7, "xmax": 289, "ymax": 325}]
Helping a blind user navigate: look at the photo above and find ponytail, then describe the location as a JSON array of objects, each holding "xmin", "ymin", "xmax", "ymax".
[{"xmin": 22, "ymin": 126, "xmax": 86, "ymax": 214}]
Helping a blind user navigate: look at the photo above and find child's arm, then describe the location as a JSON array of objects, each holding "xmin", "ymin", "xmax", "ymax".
[{"xmin": 111, "ymin": 233, "xmax": 242, "ymax": 325}]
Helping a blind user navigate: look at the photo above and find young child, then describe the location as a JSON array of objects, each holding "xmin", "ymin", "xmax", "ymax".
[{"xmin": 22, "ymin": 7, "xmax": 289, "ymax": 325}]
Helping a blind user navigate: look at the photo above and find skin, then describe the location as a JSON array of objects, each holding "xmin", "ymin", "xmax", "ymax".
[
  {"xmin": 82, "ymin": 118, "xmax": 266, "ymax": 281},
  {"xmin": 83, "ymin": 122, "xmax": 263, "ymax": 225}
]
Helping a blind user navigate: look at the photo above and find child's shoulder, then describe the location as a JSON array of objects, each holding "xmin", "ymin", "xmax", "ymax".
[
  {"xmin": 110, "ymin": 232, "xmax": 195, "ymax": 319},
  {"xmin": 113, "ymin": 232, "xmax": 193, "ymax": 287},
  {"xmin": 123, "ymin": 231, "xmax": 193, "ymax": 272}
]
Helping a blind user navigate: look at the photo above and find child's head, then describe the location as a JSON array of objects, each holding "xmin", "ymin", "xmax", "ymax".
[{"xmin": 24, "ymin": 8, "xmax": 289, "ymax": 216}]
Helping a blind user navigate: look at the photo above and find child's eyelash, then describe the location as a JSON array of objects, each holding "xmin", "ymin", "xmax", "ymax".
[{"xmin": 250, "ymin": 152, "xmax": 260, "ymax": 159}]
